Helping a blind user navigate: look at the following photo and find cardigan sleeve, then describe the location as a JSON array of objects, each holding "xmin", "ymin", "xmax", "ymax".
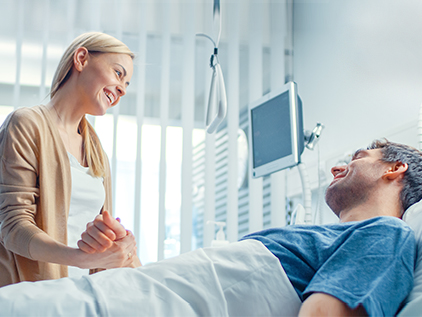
[{"xmin": 0, "ymin": 109, "xmax": 43, "ymax": 259}]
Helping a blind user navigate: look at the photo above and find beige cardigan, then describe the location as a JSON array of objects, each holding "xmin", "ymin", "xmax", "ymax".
[{"xmin": 0, "ymin": 105, "xmax": 112, "ymax": 287}]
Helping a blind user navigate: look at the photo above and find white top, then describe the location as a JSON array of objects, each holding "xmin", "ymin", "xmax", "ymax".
[{"xmin": 67, "ymin": 152, "xmax": 105, "ymax": 278}]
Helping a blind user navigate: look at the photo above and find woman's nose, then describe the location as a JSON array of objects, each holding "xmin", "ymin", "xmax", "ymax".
[{"xmin": 117, "ymin": 84, "xmax": 126, "ymax": 97}]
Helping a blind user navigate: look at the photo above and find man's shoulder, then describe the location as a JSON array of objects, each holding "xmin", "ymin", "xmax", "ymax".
[
  {"xmin": 362, "ymin": 216, "xmax": 411, "ymax": 230},
  {"xmin": 352, "ymin": 217, "xmax": 415, "ymax": 247},
  {"xmin": 351, "ymin": 216, "xmax": 413, "ymax": 237},
  {"xmin": 317, "ymin": 217, "xmax": 414, "ymax": 244}
]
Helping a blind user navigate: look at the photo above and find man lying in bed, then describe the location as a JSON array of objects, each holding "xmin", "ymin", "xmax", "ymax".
[{"xmin": 0, "ymin": 139, "xmax": 420, "ymax": 317}]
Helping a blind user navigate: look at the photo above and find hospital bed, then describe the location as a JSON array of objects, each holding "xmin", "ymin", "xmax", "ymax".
[
  {"xmin": 397, "ymin": 200, "xmax": 422, "ymax": 316},
  {"xmin": 0, "ymin": 202, "xmax": 421, "ymax": 316},
  {"xmin": 0, "ymin": 239, "xmax": 301, "ymax": 316}
]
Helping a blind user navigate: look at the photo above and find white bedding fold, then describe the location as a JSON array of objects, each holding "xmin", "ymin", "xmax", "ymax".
[{"xmin": 0, "ymin": 239, "xmax": 301, "ymax": 316}]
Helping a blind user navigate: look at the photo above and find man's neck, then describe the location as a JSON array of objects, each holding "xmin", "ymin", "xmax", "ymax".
[{"xmin": 338, "ymin": 200, "xmax": 402, "ymax": 223}]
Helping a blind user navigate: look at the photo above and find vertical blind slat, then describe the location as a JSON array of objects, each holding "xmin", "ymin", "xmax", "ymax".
[
  {"xmin": 39, "ymin": 0, "xmax": 49, "ymax": 102},
  {"xmin": 202, "ymin": 1, "xmax": 216, "ymax": 249},
  {"xmin": 13, "ymin": 0, "xmax": 24, "ymax": 110},
  {"xmin": 90, "ymin": 0, "xmax": 101, "ymax": 31},
  {"xmin": 134, "ymin": 1, "xmax": 147, "ymax": 257},
  {"xmin": 180, "ymin": 1, "xmax": 196, "ymax": 254},
  {"xmin": 87, "ymin": 0, "xmax": 101, "ymax": 127},
  {"xmin": 270, "ymin": 0, "xmax": 287, "ymax": 228},
  {"xmin": 247, "ymin": 0, "xmax": 264, "ymax": 233},
  {"xmin": 203, "ymin": 133, "xmax": 216, "ymax": 247},
  {"xmin": 111, "ymin": 0, "xmax": 123, "ymax": 215},
  {"xmin": 157, "ymin": 2, "xmax": 171, "ymax": 261},
  {"xmin": 66, "ymin": 0, "xmax": 76, "ymax": 44},
  {"xmin": 226, "ymin": 0, "xmax": 240, "ymax": 242}
]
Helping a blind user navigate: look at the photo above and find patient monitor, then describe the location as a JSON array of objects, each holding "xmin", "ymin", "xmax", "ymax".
[
  {"xmin": 248, "ymin": 81, "xmax": 323, "ymax": 224},
  {"xmin": 249, "ymin": 81, "xmax": 305, "ymax": 178}
]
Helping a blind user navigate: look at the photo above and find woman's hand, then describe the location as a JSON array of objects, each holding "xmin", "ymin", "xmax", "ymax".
[
  {"xmin": 76, "ymin": 210, "xmax": 142, "ymax": 268},
  {"xmin": 27, "ymin": 230, "xmax": 140, "ymax": 270},
  {"xmin": 77, "ymin": 231, "xmax": 139, "ymax": 269},
  {"xmin": 78, "ymin": 210, "xmax": 126, "ymax": 253},
  {"xmin": 127, "ymin": 248, "xmax": 142, "ymax": 268}
]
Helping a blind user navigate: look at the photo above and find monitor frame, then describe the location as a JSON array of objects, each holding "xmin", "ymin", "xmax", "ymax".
[{"xmin": 248, "ymin": 81, "xmax": 304, "ymax": 178}]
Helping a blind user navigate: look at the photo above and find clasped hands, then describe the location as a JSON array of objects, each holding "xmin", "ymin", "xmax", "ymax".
[{"xmin": 77, "ymin": 210, "xmax": 141, "ymax": 269}]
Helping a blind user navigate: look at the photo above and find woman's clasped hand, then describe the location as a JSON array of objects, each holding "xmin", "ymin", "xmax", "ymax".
[{"xmin": 78, "ymin": 211, "xmax": 142, "ymax": 268}]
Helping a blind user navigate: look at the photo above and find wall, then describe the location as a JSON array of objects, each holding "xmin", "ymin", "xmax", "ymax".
[
  {"xmin": 293, "ymin": 0, "xmax": 422, "ymax": 172},
  {"xmin": 283, "ymin": 0, "xmax": 422, "ymax": 223}
]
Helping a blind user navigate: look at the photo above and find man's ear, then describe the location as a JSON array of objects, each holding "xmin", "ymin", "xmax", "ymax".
[
  {"xmin": 73, "ymin": 47, "xmax": 89, "ymax": 72},
  {"xmin": 382, "ymin": 162, "xmax": 408, "ymax": 181}
]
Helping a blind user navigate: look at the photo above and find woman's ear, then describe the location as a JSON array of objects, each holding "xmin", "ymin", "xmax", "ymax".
[
  {"xmin": 382, "ymin": 162, "xmax": 408, "ymax": 181},
  {"xmin": 73, "ymin": 47, "xmax": 89, "ymax": 72}
]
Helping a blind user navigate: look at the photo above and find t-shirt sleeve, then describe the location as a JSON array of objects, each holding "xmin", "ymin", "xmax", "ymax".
[{"xmin": 303, "ymin": 221, "xmax": 415, "ymax": 316}]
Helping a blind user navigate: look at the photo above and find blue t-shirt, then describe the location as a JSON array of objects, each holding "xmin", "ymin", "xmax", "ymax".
[{"xmin": 242, "ymin": 216, "xmax": 415, "ymax": 316}]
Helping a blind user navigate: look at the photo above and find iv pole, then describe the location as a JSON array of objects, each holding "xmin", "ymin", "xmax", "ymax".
[
  {"xmin": 293, "ymin": 123, "xmax": 325, "ymax": 225},
  {"xmin": 196, "ymin": 0, "xmax": 228, "ymax": 134}
]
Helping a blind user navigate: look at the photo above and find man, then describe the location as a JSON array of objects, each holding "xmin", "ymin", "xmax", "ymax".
[
  {"xmin": 0, "ymin": 139, "xmax": 420, "ymax": 316},
  {"xmin": 244, "ymin": 139, "xmax": 421, "ymax": 316}
]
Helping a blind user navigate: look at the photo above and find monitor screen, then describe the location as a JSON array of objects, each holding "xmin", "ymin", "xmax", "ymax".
[
  {"xmin": 249, "ymin": 82, "xmax": 304, "ymax": 178},
  {"xmin": 251, "ymin": 90, "xmax": 292, "ymax": 168}
]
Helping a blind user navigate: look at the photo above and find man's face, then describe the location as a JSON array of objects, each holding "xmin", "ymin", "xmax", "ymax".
[{"xmin": 325, "ymin": 148, "xmax": 386, "ymax": 216}]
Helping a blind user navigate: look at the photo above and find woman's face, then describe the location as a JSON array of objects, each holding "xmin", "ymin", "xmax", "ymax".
[{"xmin": 75, "ymin": 51, "xmax": 134, "ymax": 116}]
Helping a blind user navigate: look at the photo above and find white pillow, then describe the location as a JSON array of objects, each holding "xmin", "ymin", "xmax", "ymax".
[{"xmin": 400, "ymin": 200, "xmax": 422, "ymax": 315}]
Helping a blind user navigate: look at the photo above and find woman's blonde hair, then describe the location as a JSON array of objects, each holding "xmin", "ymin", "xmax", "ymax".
[{"xmin": 50, "ymin": 32, "xmax": 135, "ymax": 178}]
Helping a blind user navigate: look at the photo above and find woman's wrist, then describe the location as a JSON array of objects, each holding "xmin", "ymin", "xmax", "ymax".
[
  {"xmin": 28, "ymin": 232, "xmax": 90, "ymax": 268},
  {"xmin": 28, "ymin": 228, "xmax": 138, "ymax": 270},
  {"xmin": 66, "ymin": 247, "xmax": 91, "ymax": 269},
  {"xmin": 130, "ymin": 255, "xmax": 142, "ymax": 268}
]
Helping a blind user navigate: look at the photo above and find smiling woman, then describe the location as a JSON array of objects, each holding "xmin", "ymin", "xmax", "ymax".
[{"xmin": 0, "ymin": 32, "xmax": 141, "ymax": 287}]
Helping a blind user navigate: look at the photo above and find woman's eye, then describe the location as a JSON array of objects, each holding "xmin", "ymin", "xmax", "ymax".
[{"xmin": 115, "ymin": 69, "xmax": 122, "ymax": 77}]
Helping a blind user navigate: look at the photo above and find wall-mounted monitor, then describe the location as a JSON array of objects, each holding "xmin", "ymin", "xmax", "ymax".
[{"xmin": 249, "ymin": 81, "xmax": 304, "ymax": 178}]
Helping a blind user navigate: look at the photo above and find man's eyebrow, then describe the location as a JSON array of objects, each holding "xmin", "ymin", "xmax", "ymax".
[
  {"xmin": 116, "ymin": 63, "xmax": 130, "ymax": 86},
  {"xmin": 351, "ymin": 149, "xmax": 368, "ymax": 160}
]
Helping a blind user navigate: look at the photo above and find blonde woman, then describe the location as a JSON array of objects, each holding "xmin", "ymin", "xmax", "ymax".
[{"xmin": 0, "ymin": 32, "xmax": 141, "ymax": 287}]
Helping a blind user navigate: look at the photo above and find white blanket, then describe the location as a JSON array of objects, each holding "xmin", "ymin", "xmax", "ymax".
[{"xmin": 0, "ymin": 240, "xmax": 301, "ymax": 316}]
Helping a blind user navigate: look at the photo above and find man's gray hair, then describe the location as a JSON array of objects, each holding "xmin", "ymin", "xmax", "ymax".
[{"xmin": 368, "ymin": 139, "xmax": 422, "ymax": 212}]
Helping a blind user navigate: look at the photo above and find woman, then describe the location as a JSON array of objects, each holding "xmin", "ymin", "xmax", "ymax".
[{"xmin": 0, "ymin": 32, "xmax": 141, "ymax": 287}]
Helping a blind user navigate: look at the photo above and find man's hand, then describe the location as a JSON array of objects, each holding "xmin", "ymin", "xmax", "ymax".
[
  {"xmin": 299, "ymin": 293, "xmax": 367, "ymax": 316},
  {"xmin": 78, "ymin": 210, "xmax": 127, "ymax": 253}
]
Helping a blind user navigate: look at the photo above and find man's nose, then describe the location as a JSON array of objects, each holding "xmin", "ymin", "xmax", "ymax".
[{"xmin": 331, "ymin": 165, "xmax": 346, "ymax": 177}]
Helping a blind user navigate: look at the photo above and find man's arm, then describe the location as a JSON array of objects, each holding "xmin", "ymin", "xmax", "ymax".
[{"xmin": 299, "ymin": 293, "xmax": 367, "ymax": 317}]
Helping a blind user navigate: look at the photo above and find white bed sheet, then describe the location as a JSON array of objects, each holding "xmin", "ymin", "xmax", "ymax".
[{"xmin": 0, "ymin": 239, "xmax": 301, "ymax": 317}]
